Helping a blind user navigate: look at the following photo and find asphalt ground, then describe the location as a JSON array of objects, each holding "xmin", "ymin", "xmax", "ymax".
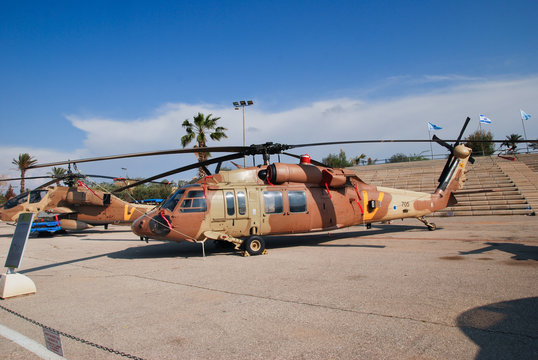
[{"xmin": 0, "ymin": 215, "xmax": 537, "ymax": 360}]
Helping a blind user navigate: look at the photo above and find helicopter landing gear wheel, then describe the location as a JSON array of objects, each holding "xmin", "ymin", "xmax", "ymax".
[
  {"xmin": 417, "ymin": 216, "xmax": 436, "ymax": 231},
  {"xmin": 242, "ymin": 236, "xmax": 266, "ymax": 256}
]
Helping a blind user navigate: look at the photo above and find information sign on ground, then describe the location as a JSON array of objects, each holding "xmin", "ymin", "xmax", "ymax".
[
  {"xmin": 43, "ymin": 328, "xmax": 64, "ymax": 356},
  {"xmin": 5, "ymin": 213, "xmax": 35, "ymax": 269}
]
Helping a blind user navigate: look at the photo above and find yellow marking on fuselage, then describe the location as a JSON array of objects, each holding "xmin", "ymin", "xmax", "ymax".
[
  {"xmin": 363, "ymin": 191, "xmax": 385, "ymax": 221},
  {"xmin": 124, "ymin": 205, "xmax": 136, "ymax": 221}
]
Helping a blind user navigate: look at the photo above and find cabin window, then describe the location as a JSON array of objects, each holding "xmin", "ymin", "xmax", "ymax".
[
  {"xmin": 225, "ymin": 192, "xmax": 235, "ymax": 215},
  {"xmin": 263, "ymin": 191, "xmax": 283, "ymax": 214},
  {"xmin": 288, "ymin": 191, "xmax": 307, "ymax": 213},
  {"xmin": 237, "ymin": 191, "xmax": 247, "ymax": 215},
  {"xmin": 29, "ymin": 190, "xmax": 48, "ymax": 204},
  {"xmin": 179, "ymin": 190, "xmax": 207, "ymax": 213}
]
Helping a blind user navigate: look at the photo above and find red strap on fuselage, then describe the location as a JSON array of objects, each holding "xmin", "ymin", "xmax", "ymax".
[
  {"xmin": 77, "ymin": 180, "xmax": 101, "ymax": 199},
  {"xmin": 160, "ymin": 210, "xmax": 172, "ymax": 229},
  {"xmin": 353, "ymin": 184, "xmax": 364, "ymax": 214}
]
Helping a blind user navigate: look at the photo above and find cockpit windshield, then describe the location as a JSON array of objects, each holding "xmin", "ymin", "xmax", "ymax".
[
  {"xmin": 29, "ymin": 190, "xmax": 49, "ymax": 204},
  {"xmin": 4, "ymin": 192, "xmax": 29, "ymax": 209},
  {"xmin": 161, "ymin": 189, "xmax": 186, "ymax": 211},
  {"xmin": 160, "ymin": 185, "xmax": 202, "ymax": 211}
]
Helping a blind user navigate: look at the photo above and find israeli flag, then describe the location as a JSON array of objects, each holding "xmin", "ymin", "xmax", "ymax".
[
  {"xmin": 479, "ymin": 114, "xmax": 492, "ymax": 124},
  {"xmin": 521, "ymin": 109, "xmax": 531, "ymax": 121},
  {"xmin": 427, "ymin": 122, "xmax": 442, "ymax": 131}
]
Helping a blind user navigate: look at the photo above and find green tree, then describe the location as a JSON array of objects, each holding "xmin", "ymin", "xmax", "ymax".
[
  {"xmin": 388, "ymin": 152, "xmax": 427, "ymax": 163},
  {"xmin": 502, "ymin": 134, "xmax": 523, "ymax": 153},
  {"xmin": 464, "ymin": 130, "xmax": 494, "ymax": 156},
  {"xmin": 2, "ymin": 185, "xmax": 16, "ymax": 203},
  {"xmin": 12, "ymin": 153, "xmax": 38, "ymax": 194},
  {"xmin": 181, "ymin": 113, "xmax": 228, "ymax": 178},
  {"xmin": 388, "ymin": 153, "xmax": 409, "ymax": 163},
  {"xmin": 322, "ymin": 149, "xmax": 353, "ymax": 168}
]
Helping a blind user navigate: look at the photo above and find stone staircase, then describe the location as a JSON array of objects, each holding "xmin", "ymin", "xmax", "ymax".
[{"xmin": 350, "ymin": 154, "xmax": 538, "ymax": 216}]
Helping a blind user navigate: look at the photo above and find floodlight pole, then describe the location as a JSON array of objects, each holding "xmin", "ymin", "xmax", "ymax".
[{"xmin": 233, "ymin": 100, "xmax": 254, "ymax": 167}]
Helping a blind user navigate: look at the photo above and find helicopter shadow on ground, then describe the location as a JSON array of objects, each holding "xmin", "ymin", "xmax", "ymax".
[
  {"xmin": 263, "ymin": 223, "xmax": 427, "ymax": 250},
  {"xmin": 31, "ymin": 228, "xmax": 137, "ymax": 241},
  {"xmin": 19, "ymin": 253, "xmax": 112, "ymax": 274},
  {"xmin": 107, "ymin": 223, "xmax": 428, "ymax": 260},
  {"xmin": 16, "ymin": 224, "xmax": 436, "ymax": 272},
  {"xmin": 109, "ymin": 241, "xmax": 218, "ymax": 260},
  {"xmin": 457, "ymin": 297, "xmax": 538, "ymax": 359},
  {"xmin": 0, "ymin": 232, "xmax": 15, "ymax": 239},
  {"xmin": 459, "ymin": 242, "xmax": 538, "ymax": 262}
]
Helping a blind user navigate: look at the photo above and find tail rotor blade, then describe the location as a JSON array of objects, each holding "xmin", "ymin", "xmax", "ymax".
[{"xmin": 454, "ymin": 117, "xmax": 471, "ymax": 146}]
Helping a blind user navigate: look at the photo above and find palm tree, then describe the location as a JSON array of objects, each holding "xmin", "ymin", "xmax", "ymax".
[
  {"xmin": 502, "ymin": 134, "xmax": 523, "ymax": 153},
  {"xmin": 47, "ymin": 167, "xmax": 67, "ymax": 185},
  {"xmin": 351, "ymin": 153, "xmax": 366, "ymax": 166},
  {"xmin": 181, "ymin": 113, "xmax": 228, "ymax": 178},
  {"xmin": 12, "ymin": 153, "xmax": 38, "ymax": 194}
]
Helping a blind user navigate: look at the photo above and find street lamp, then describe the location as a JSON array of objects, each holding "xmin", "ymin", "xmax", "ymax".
[{"xmin": 233, "ymin": 100, "xmax": 254, "ymax": 167}]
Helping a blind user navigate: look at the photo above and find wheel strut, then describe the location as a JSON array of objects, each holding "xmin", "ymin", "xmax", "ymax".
[{"xmin": 417, "ymin": 216, "xmax": 437, "ymax": 231}]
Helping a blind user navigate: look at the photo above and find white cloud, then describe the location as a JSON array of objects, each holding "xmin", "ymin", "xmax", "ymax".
[{"xmin": 2, "ymin": 75, "xmax": 537, "ymax": 189}]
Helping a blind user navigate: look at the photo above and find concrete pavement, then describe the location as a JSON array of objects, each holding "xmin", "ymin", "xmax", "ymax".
[{"xmin": 0, "ymin": 215, "xmax": 537, "ymax": 359}]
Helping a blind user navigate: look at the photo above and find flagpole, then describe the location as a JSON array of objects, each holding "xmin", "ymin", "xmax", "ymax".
[
  {"xmin": 428, "ymin": 128, "xmax": 433, "ymax": 160},
  {"xmin": 478, "ymin": 119, "xmax": 485, "ymax": 156},
  {"xmin": 521, "ymin": 114, "xmax": 529, "ymax": 154}
]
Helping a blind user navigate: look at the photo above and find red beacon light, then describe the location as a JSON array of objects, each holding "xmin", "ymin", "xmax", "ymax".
[{"xmin": 300, "ymin": 154, "xmax": 311, "ymax": 165}]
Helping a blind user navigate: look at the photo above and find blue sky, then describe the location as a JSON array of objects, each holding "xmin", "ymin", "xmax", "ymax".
[{"xmin": 1, "ymin": 1, "xmax": 538, "ymax": 188}]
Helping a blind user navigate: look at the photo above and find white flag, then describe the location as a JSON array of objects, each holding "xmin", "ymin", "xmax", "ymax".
[
  {"xmin": 479, "ymin": 114, "xmax": 491, "ymax": 124},
  {"xmin": 520, "ymin": 109, "xmax": 531, "ymax": 121}
]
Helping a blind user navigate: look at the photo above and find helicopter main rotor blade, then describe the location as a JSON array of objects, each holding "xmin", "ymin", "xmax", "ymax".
[
  {"xmin": 27, "ymin": 135, "xmax": 536, "ymax": 171},
  {"xmin": 36, "ymin": 177, "xmax": 66, "ymax": 189},
  {"xmin": 113, "ymin": 152, "xmax": 246, "ymax": 192},
  {"xmin": 0, "ymin": 175, "xmax": 55, "ymax": 182},
  {"xmin": 26, "ymin": 146, "xmax": 249, "ymax": 169}
]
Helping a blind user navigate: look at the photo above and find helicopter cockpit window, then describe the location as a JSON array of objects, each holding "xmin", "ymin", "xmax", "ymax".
[
  {"xmin": 4, "ymin": 192, "xmax": 29, "ymax": 209},
  {"xmin": 225, "ymin": 192, "xmax": 235, "ymax": 216},
  {"xmin": 179, "ymin": 190, "xmax": 207, "ymax": 213},
  {"xmin": 288, "ymin": 191, "xmax": 307, "ymax": 213},
  {"xmin": 29, "ymin": 190, "xmax": 48, "ymax": 204},
  {"xmin": 161, "ymin": 189, "xmax": 186, "ymax": 211},
  {"xmin": 263, "ymin": 191, "xmax": 283, "ymax": 214}
]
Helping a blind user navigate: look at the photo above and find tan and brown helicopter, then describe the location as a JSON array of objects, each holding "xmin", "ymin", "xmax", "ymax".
[
  {"xmin": 24, "ymin": 117, "xmax": 488, "ymax": 255},
  {"xmin": 0, "ymin": 171, "xmax": 157, "ymax": 231}
]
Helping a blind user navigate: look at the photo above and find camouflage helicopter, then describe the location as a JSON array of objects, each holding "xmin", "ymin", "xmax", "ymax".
[
  {"xmin": 0, "ymin": 169, "xmax": 158, "ymax": 231},
  {"xmin": 26, "ymin": 117, "xmax": 487, "ymax": 255}
]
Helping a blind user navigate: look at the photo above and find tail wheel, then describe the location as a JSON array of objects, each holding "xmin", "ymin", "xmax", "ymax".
[{"xmin": 243, "ymin": 236, "xmax": 265, "ymax": 256}]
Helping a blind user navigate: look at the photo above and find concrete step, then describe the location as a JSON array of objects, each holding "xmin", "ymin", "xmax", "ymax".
[
  {"xmin": 432, "ymin": 209, "xmax": 535, "ymax": 216},
  {"xmin": 351, "ymin": 153, "xmax": 538, "ymax": 216}
]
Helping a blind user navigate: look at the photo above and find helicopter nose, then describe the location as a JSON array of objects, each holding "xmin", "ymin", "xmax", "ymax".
[
  {"xmin": 131, "ymin": 216, "xmax": 147, "ymax": 237},
  {"xmin": 131, "ymin": 210, "xmax": 173, "ymax": 238}
]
